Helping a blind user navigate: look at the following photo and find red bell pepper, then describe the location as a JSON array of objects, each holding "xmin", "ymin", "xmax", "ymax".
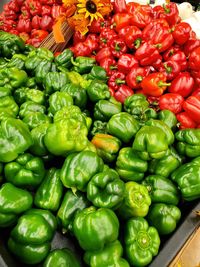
[
  {"xmin": 4, "ymin": 0, "xmax": 20, "ymax": 13},
  {"xmin": 114, "ymin": 85, "xmax": 133, "ymax": 103},
  {"xmin": 117, "ymin": 54, "xmax": 139, "ymax": 74},
  {"xmin": 129, "ymin": 5, "xmax": 152, "ymax": 29},
  {"xmin": 172, "ymin": 22, "xmax": 192, "ymax": 45},
  {"xmin": 20, "ymin": 6, "xmax": 31, "ymax": 19},
  {"xmin": 96, "ymin": 47, "xmax": 113, "ymax": 63},
  {"xmin": 169, "ymin": 72, "xmax": 194, "ymax": 98},
  {"xmin": 16, "ymin": 0, "xmax": 24, "ymax": 6},
  {"xmin": 17, "ymin": 18, "xmax": 32, "ymax": 33},
  {"xmin": 40, "ymin": 15, "xmax": 53, "ymax": 32},
  {"xmin": 118, "ymin": 25, "xmax": 133, "ymax": 39},
  {"xmin": 25, "ymin": 0, "xmax": 42, "ymax": 16},
  {"xmin": 141, "ymin": 72, "xmax": 170, "ymax": 97},
  {"xmin": 159, "ymin": 3, "xmax": 180, "ymax": 26},
  {"xmin": 113, "ymin": 0, "xmax": 127, "ymax": 13},
  {"xmin": 99, "ymin": 58, "xmax": 117, "ymax": 76},
  {"xmin": 88, "ymin": 18, "xmax": 110, "ymax": 33},
  {"xmin": 191, "ymin": 70, "xmax": 200, "ymax": 87},
  {"xmin": 159, "ymin": 60, "xmax": 181, "ymax": 81},
  {"xmin": 189, "ymin": 46, "xmax": 200, "ymax": 72},
  {"xmin": 73, "ymin": 31, "xmax": 86, "ymax": 45},
  {"xmin": 19, "ymin": 32, "xmax": 30, "ymax": 42},
  {"xmin": 110, "ymin": 38, "xmax": 127, "ymax": 58},
  {"xmin": 111, "ymin": 13, "xmax": 131, "ymax": 32},
  {"xmin": 0, "ymin": 19, "xmax": 17, "ymax": 31},
  {"xmin": 124, "ymin": 26, "xmax": 142, "ymax": 49},
  {"xmin": 152, "ymin": 5, "xmax": 165, "ymax": 19},
  {"xmin": 143, "ymin": 19, "xmax": 170, "ymax": 36},
  {"xmin": 163, "ymin": 45, "xmax": 181, "ymax": 61},
  {"xmin": 164, "ymin": 50, "xmax": 187, "ymax": 71},
  {"xmin": 183, "ymin": 96, "xmax": 200, "ymax": 123},
  {"xmin": 159, "ymin": 93, "xmax": 184, "ymax": 114},
  {"xmin": 29, "ymin": 29, "xmax": 49, "ymax": 47},
  {"xmin": 135, "ymin": 42, "xmax": 161, "ymax": 66},
  {"xmin": 192, "ymin": 88, "xmax": 200, "ymax": 98},
  {"xmin": 108, "ymin": 71, "xmax": 126, "ymax": 91},
  {"xmin": 51, "ymin": 5, "xmax": 65, "ymax": 19},
  {"xmin": 183, "ymin": 39, "xmax": 200, "ymax": 57},
  {"xmin": 176, "ymin": 112, "xmax": 197, "ymax": 129},
  {"xmin": 84, "ymin": 34, "xmax": 99, "ymax": 52},
  {"xmin": 126, "ymin": 66, "xmax": 150, "ymax": 89},
  {"xmin": 99, "ymin": 28, "xmax": 117, "ymax": 49},
  {"xmin": 10, "ymin": 29, "xmax": 19, "ymax": 35},
  {"xmin": 71, "ymin": 42, "xmax": 92, "ymax": 57},
  {"xmin": 32, "ymin": 15, "xmax": 41, "ymax": 30},
  {"xmin": 42, "ymin": 5, "xmax": 52, "ymax": 16}
]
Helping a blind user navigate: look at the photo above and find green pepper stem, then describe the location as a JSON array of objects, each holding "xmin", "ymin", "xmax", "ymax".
[
  {"xmin": 115, "ymin": 43, "xmax": 121, "ymax": 52},
  {"xmin": 115, "ymin": 78, "xmax": 125, "ymax": 85},
  {"xmin": 158, "ymin": 81, "xmax": 171, "ymax": 87},
  {"xmin": 136, "ymin": 75, "xmax": 143, "ymax": 83},
  {"xmin": 71, "ymin": 57, "xmax": 79, "ymax": 67},
  {"xmin": 164, "ymin": 64, "xmax": 172, "ymax": 74},
  {"xmin": 134, "ymin": 38, "xmax": 142, "ymax": 49}
]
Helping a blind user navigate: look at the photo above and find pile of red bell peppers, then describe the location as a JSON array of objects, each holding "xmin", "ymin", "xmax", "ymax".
[
  {"xmin": 0, "ymin": 0, "xmax": 65, "ymax": 47},
  {"xmin": 69, "ymin": 1, "xmax": 200, "ymax": 129}
]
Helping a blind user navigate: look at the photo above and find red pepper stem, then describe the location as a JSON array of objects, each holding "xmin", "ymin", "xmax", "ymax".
[
  {"xmin": 115, "ymin": 78, "xmax": 125, "ymax": 85},
  {"xmin": 136, "ymin": 75, "xmax": 143, "ymax": 83},
  {"xmin": 134, "ymin": 38, "xmax": 142, "ymax": 49},
  {"xmin": 115, "ymin": 43, "xmax": 121, "ymax": 52},
  {"xmin": 158, "ymin": 81, "xmax": 171, "ymax": 87}
]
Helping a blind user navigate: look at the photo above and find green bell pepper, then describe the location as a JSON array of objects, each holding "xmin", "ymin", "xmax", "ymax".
[
  {"xmin": 4, "ymin": 153, "xmax": 45, "ymax": 189},
  {"xmin": 7, "ymin": 54, "xmax": 26, "ymax": 70},
  {"xmin": 23, "ymin": 112, "xmax": 51, "ymax": 130},
  {"xmin": 43, "ymin": 248, "xmax": 81, "ymax": 267},
  {"xmin": 118, "ymin": 181, "xmax": 151, "ymax": 219},
  {"xmin": 94, "ymin": 97, "xmax": 122, "ymax": 122},
  {"xmin": 125, "ymin": 217, "xmax": 160, "ymax": 267},
  {"xmin": 0, "ymin": 31, "xmax": 25, "ymax": 58},
  {"xmin": 87, "ymin": 80, "xmax": 110, "ymax": 102},
  {"xmin": 148, "ymin": 147, "xmax": 182, "ymax": 178},
  {"xmin": 132, "ymin": 125, "xmax": 170, "ymax": 160},
  {"xmin": 8, "ymin": 209, "xmax": 56, "ymax": 265},
  {"xmin": 19, "ymin": 101, "xmax": 46, "ymax": 119},
  {"xmin": 0, "ymin": 118, "xmax": 33, "ymax": 163},
  {"xmin": 57, "ymin": 190, "xmax": 90, "ymax": 234},
  {"xmin": 0, "ymin": 87, "xmax": 12, "ymax": 98},
  {"xmin": 91, "ymin": 133, "xmax": 121, "ymax": 163},
  {"xmin": 26, "ymin": 77, "xmax": 38, "ymax": 89},
  {"xmin": 27, "ymin": 47, "xmax": 54, "ymax": 62},
  {"xmin": 90, "ymin": 120, "xmax": 108, "ymax": 136},
  {"xmin": 35, "ymin": 60, "xmax": 53, "ymax": 84},
  {"xmin": 44, "ymin": 72, "xmax": 70, "ymax": 95},
  {"xmin": 175, "ymin": 129, "xmax": 200, "ymax": 157},
  {"xmin": 158, "ymin": 109, "xmax": 177, "ymax": 130},
  {"xmin": 87, "ymin": 66, "xmax": 108, "ymax": 81},
  {"xmin": 61, "ymin": 83, "xmax": 88, "ymax": 109},
  {"xmin": 116, "ymin": 147, "xmax": 148, "ymax": 182},
  {"xmin": 171, "ymin": 156, "xmax": 200, "ymax": 201},
  {"xmin": 14, "ymin": 87, "xmax": 45, "ymax": 105},
  {"xmin": 44, "ymin": 119, "xmax": 88, "ymax": 156},
  {"xmin": 71, "ymin": 56, "xmax": 96, "ymax": 74},
  {"xmin": 48, "ymin": 91, "xmax": 73, "ymax": 115},
  {"xmin": 0, "ymin": 163, "xmax": 3, "ymax": 184},
  {"xmin": 73, "ymin": 206, "xmax": 119, "ymax": 251},
  {"xmin": 87, "ymin": 168, "xmax": 125, "ymax": 210},
  {"xmin": 30, "ymin": 123, "xmax": 49, "ymax": 156},
  {"xmin": 60, "ymin": 151, "xmax": 104, "ymax": 192},
  {"xmin": 142, "ymin": 175, "xmax": 180, "ymax": 205},
  {"xmin": 34, "ymin": 168, "xmax": 63, "ymax": 212},
  {"xmin": 55, "ymin": 48, "xmax": 73, "ymax": 68},
  {"xmin": 0, "ymin": 183, "xmax": 33, "ymax": 227},
  {"xmin": 148, "ymin": 203, "xmax": 181, "ymax": 235},
  {"xmin": 0, "ymin": 96, "xmax": 19, "ymax": 117},
  {"xmin": 84, "ymin": 240, "xmax": 130, "ymax": 267},
  {"xmin": 107, "ymin": 112, "xmax": 140, "ymax": 143}
]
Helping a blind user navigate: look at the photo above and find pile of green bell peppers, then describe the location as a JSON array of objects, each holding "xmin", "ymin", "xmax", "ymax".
[{"xmin": 0, "ymin": 32, "xmax": 199, "ymax": 267}]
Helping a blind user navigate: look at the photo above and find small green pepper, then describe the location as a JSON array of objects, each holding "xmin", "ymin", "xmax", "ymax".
[
  {"xmin": 23, "ymin": 112, "xmax": 51, "ymax": 130},
  {"xmin": 0, "ymin": 96, "xmax": 19, "ymax": 117},
  {"xmin": 7, "ymin": 54, "xmax": 27, "ymax": 70},
  {"xmin": 48, "ymin": 91, "xmax": 73, "ymax": 115},
  {"xmin": 35, "ymin": 60, "xmax": 53, "ymax": 84},
  {"xmin": 87, "ymin": 80, "xmax": 110, "ymax": 102},
  {"xmin": 158, "ymin": 109, "xmax": 177, "ymax": 130},
  {"xmin": 71, "ymin": 56, "xmax": 96, "ymax": 74},
  {"xmin": 44, "ymin": 72, "xmax": 70, "ymax": 95},
  {"xmin": 14, "ymin": 87, "xmax": 45, "ymax": 105},
  {"xmin": 19, "ymin": 101, "xmax": 46, "ymax": 119},
  {"xmin": 87, "ymin": 66, "xmax": 108, "ymax": 81},
  {"xmin": 55, "ymin": 48, "xmax": 73, "ymax": 68}
]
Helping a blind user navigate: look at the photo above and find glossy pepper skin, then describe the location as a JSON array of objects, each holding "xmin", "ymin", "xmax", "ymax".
[
  {"xmin": 73, "ymin": 206, "xmax": 119, "ymax": 251},
  {"xmin": 125, "ymin": 217, "xmax": 160, "ymax": 267},
  {"xmin": 183, "ymin": 96, "xmax": 200, "ymax": 124},
  {"xmin": 188, "ymin": 46, "xmax": 200, "ymax": 71},
  {"xmin": 132, "ymin": 125, "xmax": 170, "ymax": 160},
  {"xmin": 142, "ymin": 174, "xmax": 180, "ymax": 205},
  {"xmin": 84, "ymin": 240, "xmax": 130, "ymax": 267},
  {"xmin": 169, "ymin": 72, "xmax": 194, "ymax": 98},
  {"xmin": 158, "ymin": 109, "xmax": 177, "ymax": 131},
  {"xmin": 0, "ymin": 96, "xmax": 19, "ymax": 118},
  {"xmin": 19, "ymin": 101, "xmax": 46, "ymax": 118},
  {"xmin": 23, "ymin": 112, "xmax": 51, "ymax": 130},
  {"xmin": 126, "ymin": 67, "xmax": 150, "ymax": 89},
  {"xmin": 35, "ymin": 60, "xmax": 53, "ymax": 85},
  {"xmin": 60, "ymin": 151, "xmax": 104, "ymax": 192},
  {"xmin": 91, "ymin": 134, "xmax": 121, "ymax": 163},
  {"xmin": 0, "ymin": 118, "xmax": 33, "ymax": 163},
  {"xmin": 87, "ymin": 168, "xmax": 125, "ymax": 210},
  {"xmin": 87, "ymin": 66, "xmax": 108, "ymax": 82},
  {"xmin": 159, "ymin": 93, "xmax": 184, "ymax": 114},
  {"xmin": 8, "ymin": 209, "xmax": 57, "ymax": 265},
  {"xmin": 148, "ymin": 147, "xmax": 182, "ymax": 178},
  {"xmin": 159, "ymin": 60, "xmax": 181, "ymax": 81},
  {"xmin": 171, "ymin": 157, "xmax": 200, "ymax": 201},
  {"xmin": 4, "ymin": 153, "xmax": 45, "ymax": 189},
  {"xmin": 0, "ymin": 183, "xmax": 33, "ymax": 227},
  {"xmin": 34, "ymin": 168, "xmax": 63, "ymax": 212},
  {"xmin": 116, "ymin": 147, "xmax": 148, "ymax": 182},
  {"xmin": 172, "ymin": 22, "xmax": 191, "ymax": 45},
  {"xmin": 14, "ymin": 87, "xmax": 45, "ymax": 106},
  {"xmin": 57, "ymin": 190, "xmax": 90, "ymax": 234},
  {"xmin": 48, "ymin": 91, "xmax": 73, "ymax": 116},
  {"xmin": 148, "ymin": 203, "xmax": 181, "ymax": 235},
  {"xmin": 44, "ymin": 72, "xmax": 70, "ymax": 95},
  {"xmin": 87, "ymin": 80, "xmax": 110, "ymax": 102},
  {"xmin": 118, "ymin": 181, "xmax": 151, "ymax": 219},
  {"xmin": 7, "ymin": 53, "xmax": 27, "ymax": 70},
  {"xmin": 43, "ymin": 248, "xmax": 81, "ymax": 267},
  {"xmin": 90, "ymin": 121, "xmax": 108, "ymax": 136},
  {"xmin": 54, "ymin": 48, "xmax": 73, "ymax": 69},
  {"xmin": 44, "ymin": 118, "xmax": 88, "ymax": 156},
  {"xmin": 71, "ymin": 56, "xmax": 96, "ymax": 74},
  {"xmin": 94, "ymin": 97, "xmax": 122, "ymax": 122},
  {"xmin": 107, "ymin": 112, "xmax": 140, "ymax": 143},
  {"xmin": 175, "ymin": 129, "xmax": 200, "ymax": 158},
  {"xmin": 135, "ymin": 42, "xmax": 161, "ymax": 66}
]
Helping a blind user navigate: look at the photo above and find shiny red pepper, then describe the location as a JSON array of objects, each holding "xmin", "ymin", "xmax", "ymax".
[
  {"xmin": 17, "ymin": 18, "xmax": 32, "ymax": 33},
  {"xmin": 191, "ymin": 70, "xmax": 200, "ymax": 87},
  {"xmin": 73, "ymin": 31, "xmax": 86, "ymax": 45},
  {"xmin": 3, "ymin": 9, "xmax": 18, "ymax": 20},
  {"xmin": 108, "ymin": 71, "xmax": 126, "ymax": 91},
  {"xmin": 129, "ymin": 5, "xmax": 152, "ymax": 29},
  {"xmin": 189, "ymin": 46, "xmax": 200, "ymax": 72},
  {"xmin": 164, "ymin": 50, "xmax": 187, "ymax": 71},
  {"xmin": 31, "ymin": 15, "xmax": 41, "ymax": 30},
  {"xmin": 159, "ymin": 60, "xmax": 181, "ymax": 81},
  {"xmin": 114, "ymin": 85, "xmax": 133, "ymax": 103},
  {"xmin": 141, "ymin": 72, "xmax": 171, "ymax": 97},
  {"xmin": 113, "ymin": 0, "xmax": 127, "ymax": 13},
  {"xmin": 88, "ymin": 18, "xmax": 110, "ymax": 33},
  {"xmin": 126, "ymin": 66, "xmax": 150, "ymax": 89},
  {"xmin": 159, "ymin": 3, "xmax": 180, "ymax": 26},
  {"xmin": 124, "ymin": 26, "xmax": 142, "ymax": 49},
  {"xmin": 159, "ymin": 93, "xmax": 184, "ymax": 114},
  {"xmin": 100, "ymin": 58, "xmax": 117, "ymax": 76},
  {"xmin": 163, "ymin": 45, "xmax": 181, "ymax": 61},
  {"xmin": 25, "ymin": 0, "xmax": 42, "ymax": 16},
  {"xmin": 183, "ymin": 96, "xmax": 200, "ymax": 123},
  {"xmin": 40, "ymin": 15, "xmax": 53, "ymax": 31},
  {"xmin": 168, "ymin": 72, "xmax": 194, "ymax": 98},
  {"xmin": 51, "ymin": 5, "xmax": 65, "ymax": 19},
  {"xmin": 117, "ymin": 54, "xmax": 139, "ymax": 74},
  {"xmin": 4, "ymin": 0, "xmax": 20, "ymax": 13},
  {"xmin": 192, "ymin": 88, "xmax": 200, "ymax": 98},
  {"xmin": 172, "ymin": 22, "xmax": 192, "ymax": 45},
  {"xmin": 41, "ymin": 0, "xmax": 55, "ymax": 5},
  {"xmin": 183, "ymin": 39, "xmax": 200, "ymax": 57},
  {"xmin": 135, "ymin": 42, "xmax": 161, "ymax": 66},
  {"xmin": 0, "ymin": 19, "xmax": 17, "ymax": 31},
  {"xmin": 71, "ymin": 42, "xmax": 92, "ymax": 57},
  {"xmin": 29, "ymin": 29, "xmax": 49, "ymax": 47},
  {"xmin": 112, "ymin": 13, "xmax": 131, "ymax": 32},
  {"xmin": 118, "ymin": 25, "xmax": 133, "ymax": 39},
  {"xmin": 41, "ymin": 5, "xmax": 52, "ymax": 16},
  {"xmin": 99, "ymin": 28, "xmax": 117, "ymax": 49},
  {"xmin": 19, "ymin": 6, "xmax": 31, "ymax": 19},
  {"xmin": 176, "ymin": 112, "xmax": 197, "ymax": 129},
  {"xmin": 84, "ymin": 34, "xmax": 99, "ymax": 52},
  {"xmin": 96, "ymin": 47, "xmax": 113, "ymax": 63},
  {"xmin": 110, "ymin": 38, "xmax": 127, "ymax": 58}
]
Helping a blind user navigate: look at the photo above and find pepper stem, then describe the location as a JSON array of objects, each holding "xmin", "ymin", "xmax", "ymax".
[
  {"xmin": 158, "ymin": 81, "xmax": 171, "ymax": 87},
  {"xmin": 71, "ymin": 57, "xmax": 79, "ymax": 67},
  {"xmin": 134, "ymin": 38, "xmax": 142, "ymax": 49},
  {"xmin": 136, "ymin": 75, "xmax": 143, "ymax": 83},
  {"xmin": 115, "ymin": 78, "xmax": 125, "ymax": 85},
  {"xmin": 164, "ymin": 64, "xmax": 172, "ymax": 74},
  {"xmin": 115, "ymin": 43, "xmax": 121, "ymax": 52}
]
